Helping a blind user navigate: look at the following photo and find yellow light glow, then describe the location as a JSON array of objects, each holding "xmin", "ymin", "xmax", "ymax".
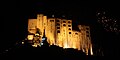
[
  {"xmin": 22, "ymin": 42, "xmax": 24, "ymax": 44},
  {"xmin": 90, "ymin": 45, "xmax": 93, "ymax": 55},
  {"xmin": 27, "ymin": 14, "xmax": 93, "ymax": 55},
  {"xmin": 32, "ymin": 44, "xmax": 37, "ymax": 47},
  {"xmin": 27, "ymin": 35, "xmax": 34, "ymax": 40},
  {"xmin": 63, "ymin": 43, "xmax": 69, "ymax": 48},
  {"xmin": 35, "ymin": 33, "xmax": 39, "ymax": 36}
]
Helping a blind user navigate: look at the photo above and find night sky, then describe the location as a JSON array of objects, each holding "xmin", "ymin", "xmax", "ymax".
[{"xmin": 2, "ymin": 1, "xmax": 120, "ymax": 56}]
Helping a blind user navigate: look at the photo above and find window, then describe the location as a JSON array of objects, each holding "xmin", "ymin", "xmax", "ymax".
[
  {"xmin": 50, "ymin": 20, "xmax": 54, "ymax": 22},
  {"xmin": 56, "ymin": 20, "xmax": 60, "ymax": 22},
  {"xmin": 75, "ymin": 33, "xmax": 78, "ymax": 35},
  {"xmin": 86, "ymin": 31, "xmax": 89, "ymax": 33},
  {"xmin": 57, "ymin": 30, "xmax": 60, "ymax": 33},
  {"xmin": 69, "ymin": 32, "xmax": 71, "ymax": 34},
  {"xmin": 63, "ymin": 21, "xmax": 66, "ymax": 23},
  {"xmin": 68, "ymin": 28, "xmax": 71, "ymax": 30},
  {"xmin": 68, "ymin": 25, "xmax": 71, "ymax": 27},
  {"xmin": 30, "ymin": 29, "xmax": 32, "ymax": 30},
  {"xmin": 87, "ymin": 35, "xmax": 89, "ymax": 37},
  {"xmin": 86, "ymin": 28, "xmax": 89, "ymax": 30},
  {"xmin": 56, "ymin": 23, "xmax": 60, "ymax": 26},
  {"xmin": 63, "ymin": 24, "xmax": 66, "ymax": 26},
  {"xmin": 68, "ymin": 21, "xmax": 71, "ymax": 23},
  {"xmin": 57, "ymin": 27, "xmax": 60, "ymax": 29}
]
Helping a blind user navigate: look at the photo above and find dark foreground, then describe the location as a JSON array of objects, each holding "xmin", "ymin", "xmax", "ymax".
[{"xmin": 1, "ymin": 45, "xmax": 104, "ymax": 60}]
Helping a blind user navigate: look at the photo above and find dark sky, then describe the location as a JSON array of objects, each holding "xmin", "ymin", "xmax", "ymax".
[{"xmin": 2, "ymin": 1, "xmax": 120, "ymax": 56}]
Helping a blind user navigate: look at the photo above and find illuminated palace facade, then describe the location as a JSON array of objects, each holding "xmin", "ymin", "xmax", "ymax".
[{"xmin": 27, "ymin": 14, "xmax": 93, "ymax": 55}]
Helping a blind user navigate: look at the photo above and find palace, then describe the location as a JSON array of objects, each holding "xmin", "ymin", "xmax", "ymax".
[{"xmin": 26, "ymin": 14, "xmax": 93, "ymax": 55}]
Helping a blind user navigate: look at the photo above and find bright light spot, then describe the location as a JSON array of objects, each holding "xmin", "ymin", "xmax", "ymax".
[
  {"xmin": 90, "ymin": 46, "xmax": 93, "ymax": 55},
  {"xmin": 27, "ymin": 35, "xmax": 34, "ymax": 40},
  {"xmin": 35, "ymin": 33, "xmax": 39, "ymax": 36},
  {"xmin": 63, "ymin": 43, "xmax": 69, "ymax": 48},
  {"xmin": 32, "ymin": 44, "xmax": 37, "ymax": 47},
  {"xmin": 22, "ymin": 42, "xmax": 24, "ymax": 44},
  {"xmin": 42, "ymin": 38, "xmax": 45, "ymax": 41},
  {"xmin": 41, "ymin": 43, "xmax": 43, "ymax": 45}
]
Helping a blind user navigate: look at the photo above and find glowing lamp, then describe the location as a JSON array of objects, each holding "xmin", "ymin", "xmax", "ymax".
[{"xmin": 27, "ymin": 35, "xmax": 34, "ymax": 40}]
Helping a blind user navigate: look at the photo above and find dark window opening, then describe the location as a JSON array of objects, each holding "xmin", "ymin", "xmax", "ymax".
[
  {"xmin": 56, "ymin": 23, "xmax": 60, "ymax": 26},
  {"xmin": 57, "ymin": 30, "xmax": 60, "ymax": 33},
  {"xmin": 86, "ymin": 31, "xmax": 89, "ymax": 33},
  {"xmin": 68, "ymin": 21, "xmax": 71, "ymax": 23},
  {"xmin": 87, "ymin": 35, "xmax": 89, "ymax": 37},
  {"xmin": 50, "ymin": 20, "xmax": 54, "ymax": 22},
  {"xmin": 86, "ymin": 28, "xmax": 89, "ymax": 30},
  {"xmin": 75, "ymin": 33, "xmax": 78, "ymax": 35},
  {"xmin": 57, "ymin": 27, "xmax": 60, "ymax": 29},
  {"xmin": 63, "ymin": 21, "xmax": 66, "ymax": 23},
  {"xmin": 68, "ymin": 25, "xmax": 71, "ymax": 27},
  {"xmin": 63, "ymin": 24, "xmax": 66, "ymax": 26},
  {"xmin": 69, "ymin": 32, "xmax": 71, "ymax": 34},
  {"xmin": 56, "ymin": 20, "xmax": 60, "ymax": 22},
  {"xmin": 69, "ymin": 28, "xmax": 71, "ymax": 30}
]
